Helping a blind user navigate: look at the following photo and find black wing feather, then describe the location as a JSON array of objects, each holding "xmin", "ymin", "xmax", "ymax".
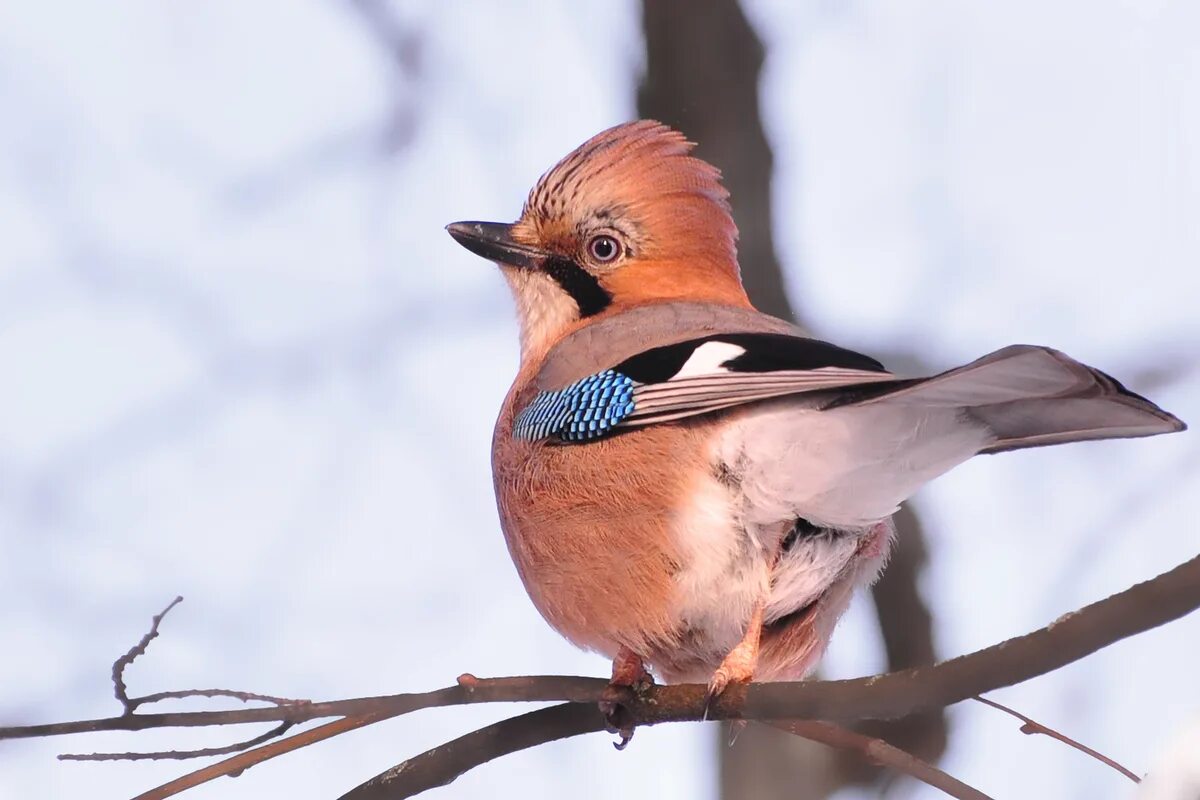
[{"xmin": 616, "ymin": 332, "xmax": 886, "ymax": 384}]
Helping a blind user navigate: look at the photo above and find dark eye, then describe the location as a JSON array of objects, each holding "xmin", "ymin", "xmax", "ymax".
[{"xmin": 587, "ymin": 234, "xmax": 620, "ymax": 263}]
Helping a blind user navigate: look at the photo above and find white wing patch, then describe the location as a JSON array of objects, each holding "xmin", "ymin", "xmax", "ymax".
[{"xmin": 672, "ymin": 341, "xmax": 747, "ymax": 378}]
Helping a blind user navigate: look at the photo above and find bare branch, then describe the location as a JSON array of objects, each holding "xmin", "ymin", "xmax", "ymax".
[
  {"xmin": 974, "ymin": 696, "xmax": 1141, "ymax": 784},
  {"xmin": 128, "ymin": 689, "xmax": 310, "ymax": 713},
  {"xmin": 112, "ymin": 596, "xmax": 183, "ymax": 714},
  {"xmin": 301, "ymin": 550, "xmax": 1200, "ymax": 799},
  {"xmin": 132, "ymin": 714, "xmax": 388, "ymax": 800},
  {"xmin": 0, "ymin": 676, "xmax": 607, "ymax": 740},
  {"xmin": 7, "ymin": 553, "xmax": 1199, "ymax": 748},
  {"xmin": 339, "ymin": 703, "xmax": 605, "ymax": 800},
  {"xmin": 9, "ymin": 553, "xmax": 1196, "ymax": 800},
  {"xmin": 56, "ymin": 595, "xmax": 332, "ymax": 768},
  {"xmin": 769, "ymin": 720, "xmax": 992, "ymax": 800},
  {"xmin": 59, "ymin": 721, "xmax": 294, "ymax": 762},
  {"xmin": 337, "ymin": 713, "xmax": 990, "ymax": 800}
]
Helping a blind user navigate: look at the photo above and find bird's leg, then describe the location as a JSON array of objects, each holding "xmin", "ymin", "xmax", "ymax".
[
  {"xmin": 600, "ymin": 646, "xmax": 653, "ymax": 749},
  {"xmin": 706, "ymin": 601, "xmax": 764, "ymax": 716},
  {"xmin": 609, "ymin": 646, "xmax": 654, "ymax": 691}
]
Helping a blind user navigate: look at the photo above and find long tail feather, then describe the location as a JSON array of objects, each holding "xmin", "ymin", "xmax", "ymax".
[{"xmin": 840, "ymin": 345, "xmax": 1185, "ymax": 453}]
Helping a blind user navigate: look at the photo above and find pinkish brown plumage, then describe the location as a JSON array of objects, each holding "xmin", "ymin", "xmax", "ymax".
[{"xmin": 447, "ymin": 120, "xmax": 1184, "ymax": 701}]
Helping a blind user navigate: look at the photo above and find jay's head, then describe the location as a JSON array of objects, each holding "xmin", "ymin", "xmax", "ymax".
[{"xmin": 448, "ymin": 120, "xmax": 749, "ymax": 355}]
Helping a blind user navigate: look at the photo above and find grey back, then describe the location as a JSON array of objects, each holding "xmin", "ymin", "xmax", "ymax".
[{"xmin": 535, "ymin": 302, "xmax": 803, "ymax": 390}]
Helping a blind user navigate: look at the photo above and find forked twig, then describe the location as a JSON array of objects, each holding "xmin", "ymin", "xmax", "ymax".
[
  {"xmin": 974, "ymin": 696, "xmax": 1140, "ymax": 783},
  {"xmin": 769, "ymin": 720, "xmax": 992, "ymax": 800},
  {"xmin": 112, "ymin": 596, "xmax": 184, "ymax": 713},
  {"xmin": 85, "ymin": 596, "xmax": 310, "ymax": 762}
]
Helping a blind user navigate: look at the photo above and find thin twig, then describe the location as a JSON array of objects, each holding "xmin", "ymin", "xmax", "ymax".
[
  {"xmin": 132, "ymin": 714, "xmax": 389, "ymax": 800},
  {"xmin": 974, "ymin": 696, "xmax": 1141, "ymax": 783},
  {"xmin": 90, "ymin": 595, "xmax": 311, "ymax": 764},
  {"xmin": 129, "ymin": 689, "xmax": 310, "ymax": 712},
  {"xmin": 112, "ymin": 596, "xmax": 183, "ymax": 713},
  {"xmin": 59, "ymin": 722, "xmax": 294, "ymax": 762},
  {"xmin": 339, "ymin": 703, "xmax": 606, "ymax": 800},
  {"xmin": 769, "ymin": 720, "xmax": 992, "ymax": 800}
]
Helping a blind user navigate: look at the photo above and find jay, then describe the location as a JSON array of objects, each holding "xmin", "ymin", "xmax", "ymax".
[{"xmin": 447, "ymin": 120, "xmax": 1185, "ymax": 701}]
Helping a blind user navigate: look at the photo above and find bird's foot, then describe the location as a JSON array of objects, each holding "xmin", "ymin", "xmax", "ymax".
[
  {"xmin": 705, "ymin": 646, "xmax": 756, "ymax": 716},
  {"xmin": 705, "ymin": 605, "xmax": 763, "ymax": 720},
  {"xmin": 600, "ymin": 647, "xmax": 653, "ymax": 750}
]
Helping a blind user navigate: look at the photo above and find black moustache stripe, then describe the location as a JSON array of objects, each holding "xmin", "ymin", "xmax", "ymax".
[{"xmin": 542, "ymin": 257, "xmax": 612, "ymax": 317}]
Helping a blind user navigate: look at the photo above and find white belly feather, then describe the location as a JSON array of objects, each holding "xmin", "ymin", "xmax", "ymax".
[{"xmin": 668, "ymin": 401, "xmax": 992, "ymax": 670}]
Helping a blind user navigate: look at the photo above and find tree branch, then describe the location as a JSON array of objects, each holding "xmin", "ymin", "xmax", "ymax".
[
  {"xmin": 59, "ymin": 722, "xmax": 295, "ymax": 762},
  {"xmin": 768, "ymin": 720, "xmax": 992, "ymax": 800},
  {"xmin": 128, "ymin": 689, "xmax": 310, "ymax": 713},
  {"xmin": 12, "ymin": 553, "xmax": 1196, "ymax": 799},
  {"xmin": 0, "ymin": 676, "xmax": 606, "ymax": 740},
  {"xmin": 337, "ymin": 712, "xmax": 986, "ymax": 800},
  {"xmin": 132, "ymin": 713, "xmax": 388, "ymax": 800},
  {"xmin": 333, "ymin": 710, "xmax": 989, "ymax": 800},
  {"xmin": 112, "ymin": 596, "xmax": 183, "ymax": 714},
  {"xmin": 7, "ymin": 553, "xmax": 1198, "ymax": 750},
  {"xmin": 974, "ymin": 696, "xmax": 1141, "ymax": 783},
  {"xmin": 339, "ymin": 703, "xmax": 605, "ymax": 800}
]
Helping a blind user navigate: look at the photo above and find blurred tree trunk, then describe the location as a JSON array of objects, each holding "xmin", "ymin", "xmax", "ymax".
[
  {"xmin": 636, "ymin": 0, "xmax": 791, "ymax": 321},
  {"xmin": 637, "ymin": 0, "xmax": 947, "ymax": 796}
]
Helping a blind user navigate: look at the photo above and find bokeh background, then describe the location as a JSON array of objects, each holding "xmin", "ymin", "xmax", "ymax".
[{"xmin": 2, "ymin": 1, "xmax": 1198, "ymax": 798}]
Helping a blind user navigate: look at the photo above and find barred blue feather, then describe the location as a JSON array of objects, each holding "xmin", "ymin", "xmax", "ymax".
[{"xmin": 513, "ymin": 370, "xmax": 637, "ymax": 442}]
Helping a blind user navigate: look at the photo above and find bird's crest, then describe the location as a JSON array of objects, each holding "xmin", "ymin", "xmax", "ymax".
[{"xmin": 522, "ymin": 121, "xmax": 739, "ymax": 268}]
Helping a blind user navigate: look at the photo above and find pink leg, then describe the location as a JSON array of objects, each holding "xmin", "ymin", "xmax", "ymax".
[
  {"xmin": 601, "ymin": 646, "xmax": 653, "ymax": 749},
  {"xmin": 708, "ymin": 602, "xmax": 764, "ymax": 701},
  {"xmin": 609, "ymin": 645, "xmax": 653, "ymax": 690}
]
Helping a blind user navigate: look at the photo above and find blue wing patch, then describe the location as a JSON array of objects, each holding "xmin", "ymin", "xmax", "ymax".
[{"xmin": 513, "ymin": 370, "xmax": 637, "ymax": 442}]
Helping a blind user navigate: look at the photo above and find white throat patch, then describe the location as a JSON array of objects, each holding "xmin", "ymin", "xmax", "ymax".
[{"xmin": 503, "ymin": 269, "xmax": 579, "ymax": 357}]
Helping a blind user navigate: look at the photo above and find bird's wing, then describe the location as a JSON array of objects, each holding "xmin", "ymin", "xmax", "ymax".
[
  {"xmin": 617, "ymin": 333, "xmax": 895, "ymax": 425},
  {"xmin": 513, "ymin": 332, "xmax": 896, "ymax": 442}
]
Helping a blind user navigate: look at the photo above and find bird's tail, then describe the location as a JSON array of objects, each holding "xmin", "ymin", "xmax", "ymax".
[{"xmin": 841, "ymin": 345, "xmax": 1186, "ymax": 453}]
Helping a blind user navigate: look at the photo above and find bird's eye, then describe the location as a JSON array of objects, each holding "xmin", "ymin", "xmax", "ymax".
[{"xmin": 587, "ymin": 234, "xmax": 620, "ymax": 264}]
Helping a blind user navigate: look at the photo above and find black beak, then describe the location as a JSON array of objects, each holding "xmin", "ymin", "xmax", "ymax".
[{"xmin": 446, "ymin": 221, "xmax": 547, "ymax": 269}]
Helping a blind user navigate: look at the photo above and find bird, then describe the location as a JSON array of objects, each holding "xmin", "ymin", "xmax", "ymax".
[{"xmin": 446, "ymin": 120, "xmax": 1185, "ymax": 705}]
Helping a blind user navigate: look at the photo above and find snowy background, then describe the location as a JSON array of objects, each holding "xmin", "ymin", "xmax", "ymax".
[{"xmin": 2, "ymin": 2, "xmax": 1198, "ymax": 798}]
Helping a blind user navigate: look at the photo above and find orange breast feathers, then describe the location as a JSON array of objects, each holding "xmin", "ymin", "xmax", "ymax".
[{"xmin": 492, "ymin": 380, "xmax": 717, "ymax": 660}]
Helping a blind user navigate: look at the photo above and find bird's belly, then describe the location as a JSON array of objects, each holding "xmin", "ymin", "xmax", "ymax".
[
  {"xmin": 492, "ymin": 424, "xmax": 715, "ymax": 661},
  {"xmin": 654, "ymin": 470, "xmax": 769, "ymax": 681},
  {"xmin": 654, "ymin": 469, "xmax": 885, "ymax": 681},
  {"xmin": 493, "ymin": 421, "xmax": 890, "ymax": 683}
]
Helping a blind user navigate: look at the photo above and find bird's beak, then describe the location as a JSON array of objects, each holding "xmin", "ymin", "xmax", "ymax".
[{"xmin": 446, "ymin": 221, "xmax": 548, "ymax": 269}]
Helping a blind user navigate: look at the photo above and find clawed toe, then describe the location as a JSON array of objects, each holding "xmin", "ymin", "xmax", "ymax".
[
  {"xmin": 704, "ymin": 663, "xmax": 753, "ymax": 720},
  {"xmin": 599, "ymin": 693, "xmax": 636, "ymax": 749},
  {"xmin": 601, "ymin": 647, "xmax": 654, "ymax": 749},
  {"xmin": 705, "ymin": 605, "xmax": 763, "ymax": 720}
]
